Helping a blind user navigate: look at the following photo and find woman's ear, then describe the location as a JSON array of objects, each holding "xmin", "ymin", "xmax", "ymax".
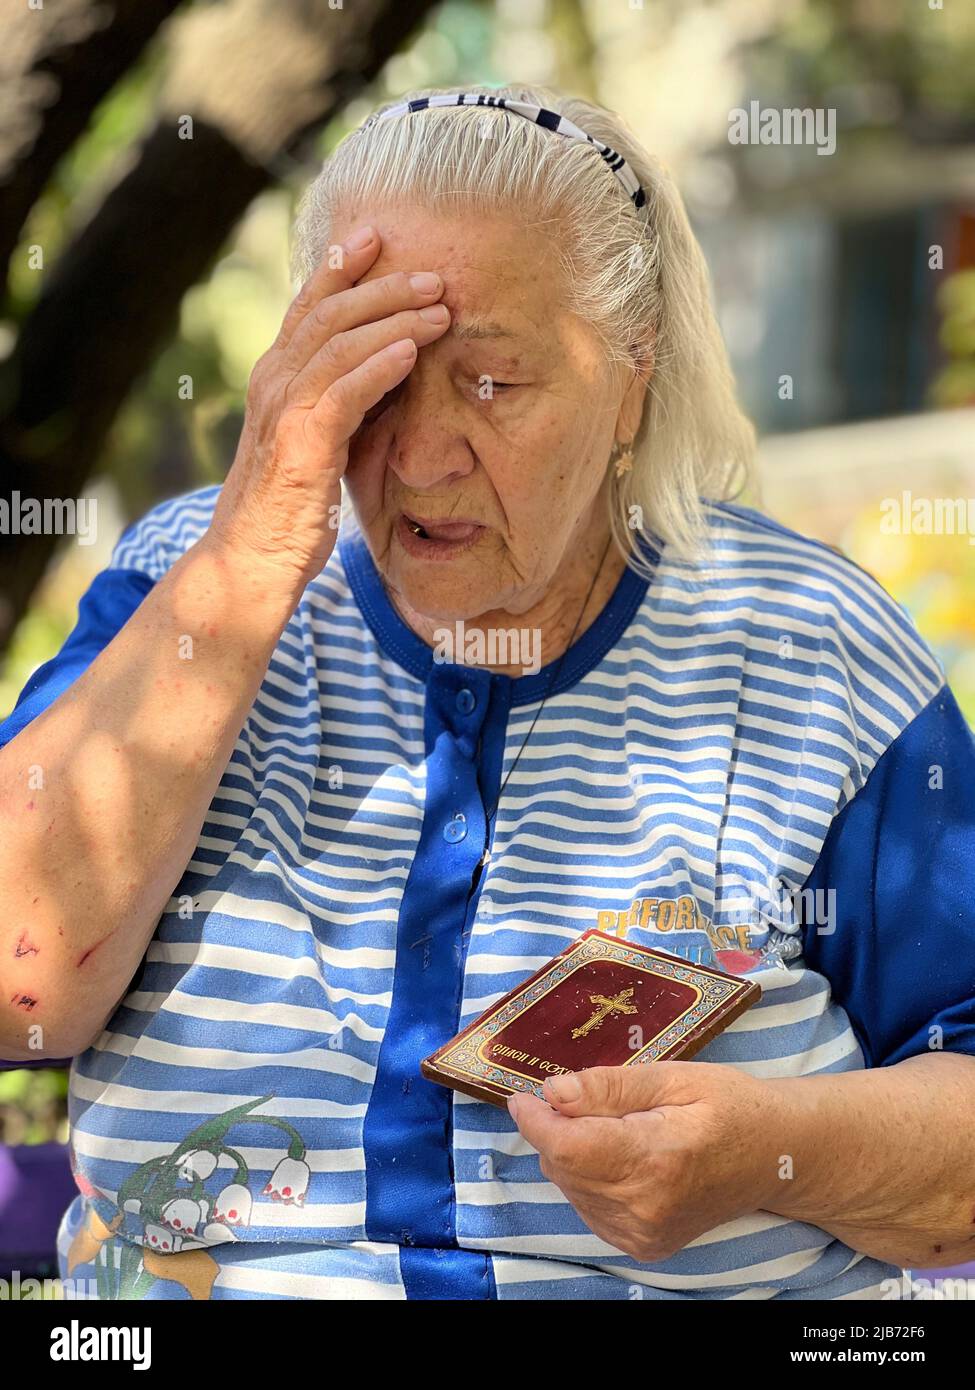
[{"xmin": 615, "ymin": 344, "xmax": 652, "ymax": 446}]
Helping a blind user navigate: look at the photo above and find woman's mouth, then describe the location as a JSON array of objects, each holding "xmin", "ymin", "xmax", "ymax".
[{"xmin": 397, "ymin": 512, "xmax": 485, "ymax": 559}]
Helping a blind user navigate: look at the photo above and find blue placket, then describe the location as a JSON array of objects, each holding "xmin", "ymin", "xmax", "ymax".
[
  {"xmin": 362, "ymin": 657, "xmax": 510, "ymax": 1298},
  {"xmin": 341, "ymin": 524, "xmax": 653, "ymax": 1299}
]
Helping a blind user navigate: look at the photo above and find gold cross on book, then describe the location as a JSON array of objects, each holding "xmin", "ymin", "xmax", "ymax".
[{"xmin": 571, "ymin": 986, "xmax": 639, "ymax": 1039}]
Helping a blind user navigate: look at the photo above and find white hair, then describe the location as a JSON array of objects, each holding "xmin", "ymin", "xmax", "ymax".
[{"xmin": 291, "ymin": 82, "xmax": 756, "ymax": 566}]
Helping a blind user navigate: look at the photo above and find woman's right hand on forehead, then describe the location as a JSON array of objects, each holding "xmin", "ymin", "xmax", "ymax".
[{"xmin": 205, "ymin": 225, "xmax": 450, "ymax": 599}]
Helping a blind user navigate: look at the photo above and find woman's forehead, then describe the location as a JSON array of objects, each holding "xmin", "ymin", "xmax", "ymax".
[{"xmin": 334, "ymin": 205, "xmax": 557, "ymax": 333}]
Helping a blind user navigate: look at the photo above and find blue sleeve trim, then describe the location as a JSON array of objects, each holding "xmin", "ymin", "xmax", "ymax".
[
  {"xmin": 0, "ymin": 568, "xmax": 156, "ymax": 749},
  {"xmin": 801, "ymin": 684, "xmax": 975, "ymax": 1067}
]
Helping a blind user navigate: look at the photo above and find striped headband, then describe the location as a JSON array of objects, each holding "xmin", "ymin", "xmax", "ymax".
[{"xmin": 355, "ymin": 92, "xmax": 648, "ymax": 215}]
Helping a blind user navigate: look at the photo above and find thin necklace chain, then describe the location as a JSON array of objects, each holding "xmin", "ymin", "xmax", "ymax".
[{"xmin": 475, "ymin": 531, "xmax": 615, "ymax": 869}]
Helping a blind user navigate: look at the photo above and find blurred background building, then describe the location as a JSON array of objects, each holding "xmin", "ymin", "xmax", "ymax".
[{"xmin": 1, "ymin": 0, "xmax": 974, "ymax": 1197}]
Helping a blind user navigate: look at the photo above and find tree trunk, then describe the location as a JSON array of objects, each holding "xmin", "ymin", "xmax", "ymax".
[
  {"xmin": 0, "ymin": 0, "xmax": 439, "ymax": 647},
  {"xmin": 0, "ymin": 0, "xmax": 184, "ymax": 279}
]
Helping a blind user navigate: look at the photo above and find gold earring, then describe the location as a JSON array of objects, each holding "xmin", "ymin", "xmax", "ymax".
[{"xmin": 612, "ymin": 442, "xmax": 634, "ymax": 478}]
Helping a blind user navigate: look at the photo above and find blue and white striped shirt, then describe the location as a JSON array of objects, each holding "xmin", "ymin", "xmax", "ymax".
[{"xmin": 4, "ymin": 484, "xmax": 975, "ymax": 1300}]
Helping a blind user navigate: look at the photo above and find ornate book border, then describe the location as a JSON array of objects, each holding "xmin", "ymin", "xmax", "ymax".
[{"xmin": 435, "ymin": 933, "xmax": 751, "ymax": 1099}]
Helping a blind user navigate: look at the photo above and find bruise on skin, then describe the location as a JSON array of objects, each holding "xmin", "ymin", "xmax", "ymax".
[
  {"xmin": 10, "ymin": 992, "xmax": 38, "ymax": 1011},
  {"xmin": 14, "ymin": 932, "xmax": 39, "ymax": 957},
  {"xmin": 76, "ymin": 929, "xmax": 116, "ymax": 968}
]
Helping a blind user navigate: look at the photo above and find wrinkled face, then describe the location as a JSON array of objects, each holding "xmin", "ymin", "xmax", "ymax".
[{"xmin": 332, "ymin": 203, "xmax": 633, "ymax": 621}]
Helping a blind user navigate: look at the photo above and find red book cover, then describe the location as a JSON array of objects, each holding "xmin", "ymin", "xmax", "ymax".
[{"xmin": 421, "ymin": 929, "xmax": 762, "ymax": 1107}]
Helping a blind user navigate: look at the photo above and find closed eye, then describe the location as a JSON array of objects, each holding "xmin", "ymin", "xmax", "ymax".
[
  {"xmin": 475, "ymin": 380, "xmax": 523, "ymax": 398},
  {"xmin": 358, "ymin": 377, "xmax": 523, "ymax": 428}
]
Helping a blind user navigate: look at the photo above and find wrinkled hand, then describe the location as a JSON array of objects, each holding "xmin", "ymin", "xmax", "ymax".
[
  {"xmin": 507, "ymin": 1062, "xmax": 786, "ymax": 1263},
  {"xmin": 207, "ymin": 224, "xmax": 450, "ymax": 598}
]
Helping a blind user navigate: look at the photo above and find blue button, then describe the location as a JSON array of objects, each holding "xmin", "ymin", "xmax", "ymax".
[
  {"xmin": 443, "ymin": 812, "xmax": 468, "ymax": 844},
  {"xmin": 456, "ymin": 688, "xmax": 476, "ymax": 715}
]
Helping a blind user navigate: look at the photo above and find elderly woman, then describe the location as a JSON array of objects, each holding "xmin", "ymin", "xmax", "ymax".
[{"xmin": 2, "ymin": 84, "xmax": 975, "ymax": 1303}]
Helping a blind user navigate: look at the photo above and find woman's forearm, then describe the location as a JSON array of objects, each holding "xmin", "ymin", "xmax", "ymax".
[
  {"xmin": 762, "ymin": 1051, "xmax": 975, "ymax": 1268},
  {"xmin": 0, "ymin": 538, "xmax": 300, "ymax": 1061}
]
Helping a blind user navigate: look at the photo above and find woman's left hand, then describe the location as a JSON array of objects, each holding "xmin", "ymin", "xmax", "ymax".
[{"xmin": 506, "ymin": 1061, "xmax": 787, "ymax": 1263}]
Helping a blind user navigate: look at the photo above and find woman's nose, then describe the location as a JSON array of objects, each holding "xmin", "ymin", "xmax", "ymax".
[{"xmin": 384, "ymin": 365, "xmax": 477, "ymax": 489}]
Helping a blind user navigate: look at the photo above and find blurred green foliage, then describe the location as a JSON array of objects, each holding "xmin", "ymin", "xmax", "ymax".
[
  {"xmin": 932, "ymin": 269, "xmax": 975, "ymax": 409},
  {"xmin": 744, "ymin": 0, "xmax": 975, "ymax": 116},
  {"xmin": 0, "ymin": 1066, "xmax": 69, "ymax": 1145}
]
